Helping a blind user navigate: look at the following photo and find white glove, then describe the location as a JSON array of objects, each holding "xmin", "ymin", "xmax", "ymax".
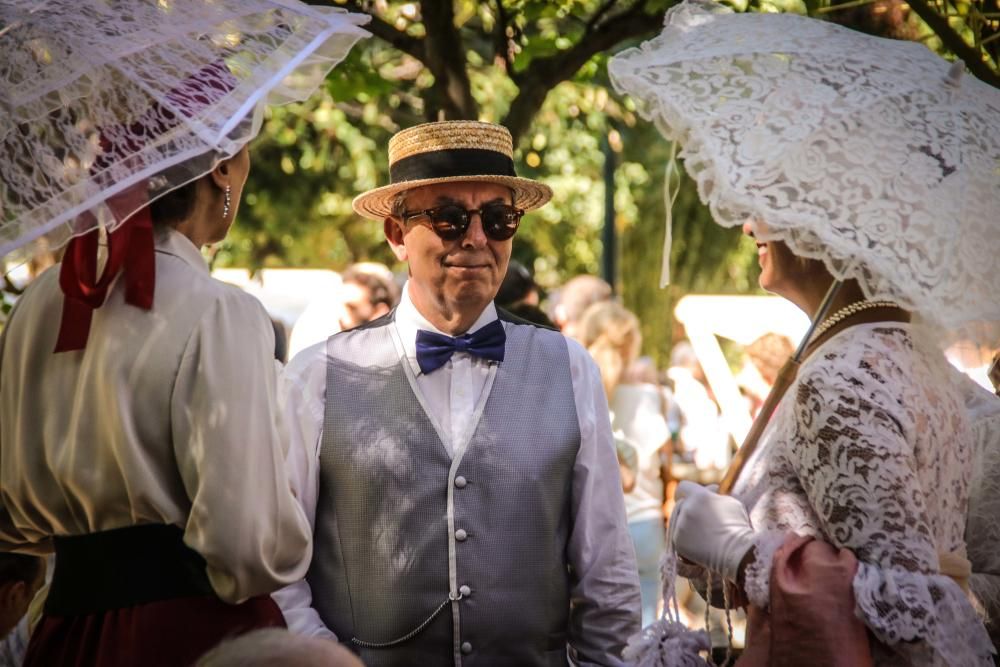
[{"xmin": 668, "ymin": 480, "xmax": 755, "ymax": 582}]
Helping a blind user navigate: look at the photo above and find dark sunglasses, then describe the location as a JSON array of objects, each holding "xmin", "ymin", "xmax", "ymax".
[{"xmin": 402, "ymin": 203, "xmax": 524, "ymax": 242}]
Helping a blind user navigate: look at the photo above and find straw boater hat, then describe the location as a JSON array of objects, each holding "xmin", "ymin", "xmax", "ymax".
[{"xmin": 352, "ymin": 120, "xmax": 553, "ymax": 219}]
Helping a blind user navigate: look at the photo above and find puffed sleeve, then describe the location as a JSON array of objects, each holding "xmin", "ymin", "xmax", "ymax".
[
  {"xmin": 170, "ymin": 288, "xmax": 312, "ymax": 604},
  {"xmin": 744, "ymin": 356, "xmax": 993, "ymax": 665}
]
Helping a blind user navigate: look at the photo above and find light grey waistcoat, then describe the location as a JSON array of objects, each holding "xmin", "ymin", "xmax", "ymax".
[{"xmin": 307, "ymin": 310, "xmax": 581, "ymax": 667}]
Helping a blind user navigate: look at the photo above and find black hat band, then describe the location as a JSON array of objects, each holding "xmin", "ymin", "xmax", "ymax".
[{"xmin": 390, "ymin": 148, "xmax": 516, "ymax": 184}]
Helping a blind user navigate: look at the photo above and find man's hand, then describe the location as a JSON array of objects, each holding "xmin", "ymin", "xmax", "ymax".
[{"xmin": 668, "ymin": 481, "xmax": 755, "ymax": 582}]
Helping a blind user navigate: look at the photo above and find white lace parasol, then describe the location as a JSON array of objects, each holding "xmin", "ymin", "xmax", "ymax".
[
  {"xmin": 609, "ymin": 0, "xmax": 1000, "ymax": 347},
  {"xmin": 0, "ymin": 0, "xmax": 370, "ymax": 257}
]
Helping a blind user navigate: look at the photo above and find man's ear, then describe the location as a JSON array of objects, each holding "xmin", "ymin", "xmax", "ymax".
[{"xmin": 384, "ymin": 217, "xmax": 407, "ymax": 262}]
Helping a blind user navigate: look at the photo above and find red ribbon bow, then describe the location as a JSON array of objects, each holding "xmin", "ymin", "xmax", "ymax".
[{"xmin": 54, "ymin": 184, "xmax": 155, "ymax": 353}]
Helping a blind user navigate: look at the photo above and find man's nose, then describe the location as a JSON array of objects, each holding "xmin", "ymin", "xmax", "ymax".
[{"xmin": 461, "ymin": 213, "xmax": 489, "ymax": 248}]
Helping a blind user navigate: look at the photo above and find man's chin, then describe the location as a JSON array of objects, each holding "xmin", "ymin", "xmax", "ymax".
[{"xmin": 446, "ymin": 282, "xmax": 495, "ymax": 308}]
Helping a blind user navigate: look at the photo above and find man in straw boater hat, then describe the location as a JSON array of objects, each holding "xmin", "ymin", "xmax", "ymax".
[{"xmin": 275, "ymin": 120, "xmax": 641, "ymax": 665}]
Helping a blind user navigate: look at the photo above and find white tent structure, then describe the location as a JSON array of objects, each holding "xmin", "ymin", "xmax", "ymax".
[{"xmin": 673, "ymin": 295, "xmax": 810, "ymax": 450}]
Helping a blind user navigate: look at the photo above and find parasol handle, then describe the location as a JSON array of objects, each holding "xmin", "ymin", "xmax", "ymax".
[
  {"xmin": 718, "ymin": 358, "xmax": 798, "ymax": 494},
  {"xmin": 718, "ymin": 280, "xmax": 844, "ymax": 494}
]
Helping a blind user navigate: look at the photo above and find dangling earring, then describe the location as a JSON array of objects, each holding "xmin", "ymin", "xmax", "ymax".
[{"xmin": 222, "ymin": 185, "xmax": 232, "ymax": 219}]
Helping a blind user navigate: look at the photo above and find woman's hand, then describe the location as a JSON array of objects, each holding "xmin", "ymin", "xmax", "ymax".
[{"xmin": 668, "ymin": 481, "xmax": 756, "ymax": 582}]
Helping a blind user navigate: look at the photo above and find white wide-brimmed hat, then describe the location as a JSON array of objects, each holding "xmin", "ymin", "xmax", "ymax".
[{"xmin": 352, "ymin": 121, "xmax": 553, "ymax": 219}]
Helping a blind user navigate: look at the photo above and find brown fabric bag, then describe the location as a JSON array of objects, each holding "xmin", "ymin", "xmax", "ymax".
[{"xmin": 736, "ymin": 534, "xmax": 874, "ymax": 667}]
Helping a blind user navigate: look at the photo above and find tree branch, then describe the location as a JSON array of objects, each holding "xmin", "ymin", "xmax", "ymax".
[
  {"xmin": 503, "ymin": 2, "xmax": 669, "ymax": 143},
  {"xmin": 306, "ymin": 0, "xmax": 478, "ymax": 120},
  {"xmin": 906, "ymin": 0, "xmax": 1000, "ymax": 87},
  {"xmin": 420, "ymin": 1, "xmax": 479, "ymax": 120},
  {"xmin": 493, "ymin": 0, "xmax": 520, "ymax": 82},
  {"xmin": 303, "ymin": 0, "xmax": 425, "ymax": 60},
  {"xmin": 586, "ymin": 0, "xmax": 621, "ymax": 32}
]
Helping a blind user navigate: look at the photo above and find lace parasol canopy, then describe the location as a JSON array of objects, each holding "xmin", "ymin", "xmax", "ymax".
[
  {"xmin": 609, "ymin": 0, "xmax": 1000, "ymax": 347},
  {"xmin": 0, "ymin": 0, "xmax": 370, "ymax": 257}
]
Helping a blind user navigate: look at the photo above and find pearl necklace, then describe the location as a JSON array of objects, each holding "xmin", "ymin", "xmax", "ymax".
[{"xmin": 810, "ymin": 300, "xmax": 898, "ymax": 341}]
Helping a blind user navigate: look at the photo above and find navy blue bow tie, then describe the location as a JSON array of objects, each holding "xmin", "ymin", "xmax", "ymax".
[{"xmin": 415, "ymin": 319, "xmax": 506, "ymax": 374}]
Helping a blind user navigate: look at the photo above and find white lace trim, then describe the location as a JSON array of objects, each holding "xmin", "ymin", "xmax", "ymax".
[
  {"xmin": 854, "ymin": 563, "xmax": 994, "ymax": 666},
  {"xmin": 743, "ymin": 529, "xmax": 787, "ymax": 610},
  {"xmin": 608, "ymin": 1, "xmax": 1000, "ymax": 347},
  {"xmin": 963, "ymin": 378, "xmax": 1000, "ymax": 646}
]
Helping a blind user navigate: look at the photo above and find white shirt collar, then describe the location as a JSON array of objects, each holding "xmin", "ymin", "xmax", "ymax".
[
  {"xmin": 394, "ymin": 280, "xmax": 499, "ymax": 370},
  {"xmin": 154, "ymin": 227, "xmax": 209, "ymax": 275}
]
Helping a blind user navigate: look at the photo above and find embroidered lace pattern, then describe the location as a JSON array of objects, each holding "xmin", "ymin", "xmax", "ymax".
[
  {"xmin": 0, "ymin": 1, "xmax": 368, "ymax": 255},
  {"xmin": 731, "ymin": 323, "xmax": 994, "ymax": 666},
  {"xmin": 742, "ymin": 530, "xmax": 785, "ymax": 610},
  {"xmin": 608, "ymin": 1, "xmax": 1000, "ymax": 347},
  {"xmin": 961, "ymin": 376, "xmax": 1000, "ymax": 645}
]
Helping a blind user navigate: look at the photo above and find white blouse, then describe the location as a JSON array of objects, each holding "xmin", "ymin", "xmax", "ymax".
[
  {"xmin": 733, "ymin": 323, "xmax": 993, "ymax": 666},
  {"xmin": 0, "ymin": 228, "xmax": 312, "ymax": 604}
]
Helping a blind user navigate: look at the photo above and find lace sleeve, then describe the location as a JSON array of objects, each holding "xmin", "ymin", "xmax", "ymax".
[{"xmin": 788, "ymin": 359, "xmax": 993, "ymax": 665}]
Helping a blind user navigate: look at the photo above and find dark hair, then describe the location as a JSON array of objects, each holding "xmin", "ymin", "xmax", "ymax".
[
  {"xmin": 271, "ymin": 318, "xmax": 288, "ymax": 364},
  {"xmin": 504, "ymin": 302, "xmax": 555, "ymax": 328},
  {"xmin": 149, "ymin": 180, "xmax": 199, "ymax": 227},
  {"xmin": 496, "ymin": 260, "xmax": 536, "ymax": 307},
  {"xmin": 390, "ymin": 192, "xmax": 408, "ymax": 219},
  {"xmin": 0, "ymin": 553, "xmax": 44, "ymax": 587},
  {"xmin": 342, "ymin": 267, "xmax": 399, "ymax": 309}
]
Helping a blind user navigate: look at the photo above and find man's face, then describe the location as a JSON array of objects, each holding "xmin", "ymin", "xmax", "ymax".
[{"xmin": 385, "ymin": 182, "xmax": 513, "ymax": 327}]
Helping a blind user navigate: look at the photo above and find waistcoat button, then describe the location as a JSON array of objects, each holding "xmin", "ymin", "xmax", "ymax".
[
  {"xmin": 461, "ymin": 641, "xmax": 473, "ymax": 654},
  {"xmin": 455, "ymin": 529, "xmax": 468, "ymax": 541},
  {"xmin": 459, "ymin": 585, "xmax": 472, "ymax": 596},
  {"xmin": 454, "ymin": 476, "xmax": 467, "ymax": 488}
]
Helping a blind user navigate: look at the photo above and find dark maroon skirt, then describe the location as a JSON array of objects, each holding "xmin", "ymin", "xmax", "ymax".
[{"xmin": 23, "ymin": 524, "xmax": 285, "ymax": 667}]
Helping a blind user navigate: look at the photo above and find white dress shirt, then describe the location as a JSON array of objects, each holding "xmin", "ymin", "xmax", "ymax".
[
  {"xmin": 0, "ymin": 228, "xmax": 313, "ymax": 604},
  {"xmin": 276, "ymin": 282, "xmax": 640, "ymax": 665}
]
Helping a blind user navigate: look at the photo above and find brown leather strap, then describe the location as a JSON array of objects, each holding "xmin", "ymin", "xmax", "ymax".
[{"xmin": 718, "ymin": 357, "xmax": 800, "ymax": 494}]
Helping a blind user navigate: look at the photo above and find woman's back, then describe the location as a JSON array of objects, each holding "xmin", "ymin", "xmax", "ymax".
[{"xmin": 0, "ymin": 228, "xmax": 310, "ymax": 603}]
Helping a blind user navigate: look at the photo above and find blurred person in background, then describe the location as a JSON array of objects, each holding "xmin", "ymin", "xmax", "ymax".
[
  {"xmin": 0, "ymin": 554, "xmax": 45, "ymax": 667},
  {"xmin": 737, "ymin": 332, "xmax": 795, "ymax": 419},
  {"xmin": 271, "ymin": 318, "xmax": 291, "ymax": 364},
  {"xmin": 553, "ymin": 274, "xmax": 612, "ymax": 342},
  {"xmin": 495, "ymin": 260, "xmax": 554, "ymax": 327},
  {"xmin": 287, "ymin": 263, "xmax": 400, "ymax": 358},
  {"xmin": 286, "ymin": 274, "xmax": 345, "ymax": 359},
  {"xmin": 667, "ymin": 341, "xmax": 730, "ymax": 472},
  {"xmin": 580, "ymin": 301, "xmax": 674, "ymax": 626},
  {"xmin": 337, "ymin": 263, "xmax": 399, "ymax": 331}
]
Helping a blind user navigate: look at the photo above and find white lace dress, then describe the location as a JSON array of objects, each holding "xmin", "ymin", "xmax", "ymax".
[{"xmin": 732, "ymin": 322, "xmax": 994, "ymax": 666}]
